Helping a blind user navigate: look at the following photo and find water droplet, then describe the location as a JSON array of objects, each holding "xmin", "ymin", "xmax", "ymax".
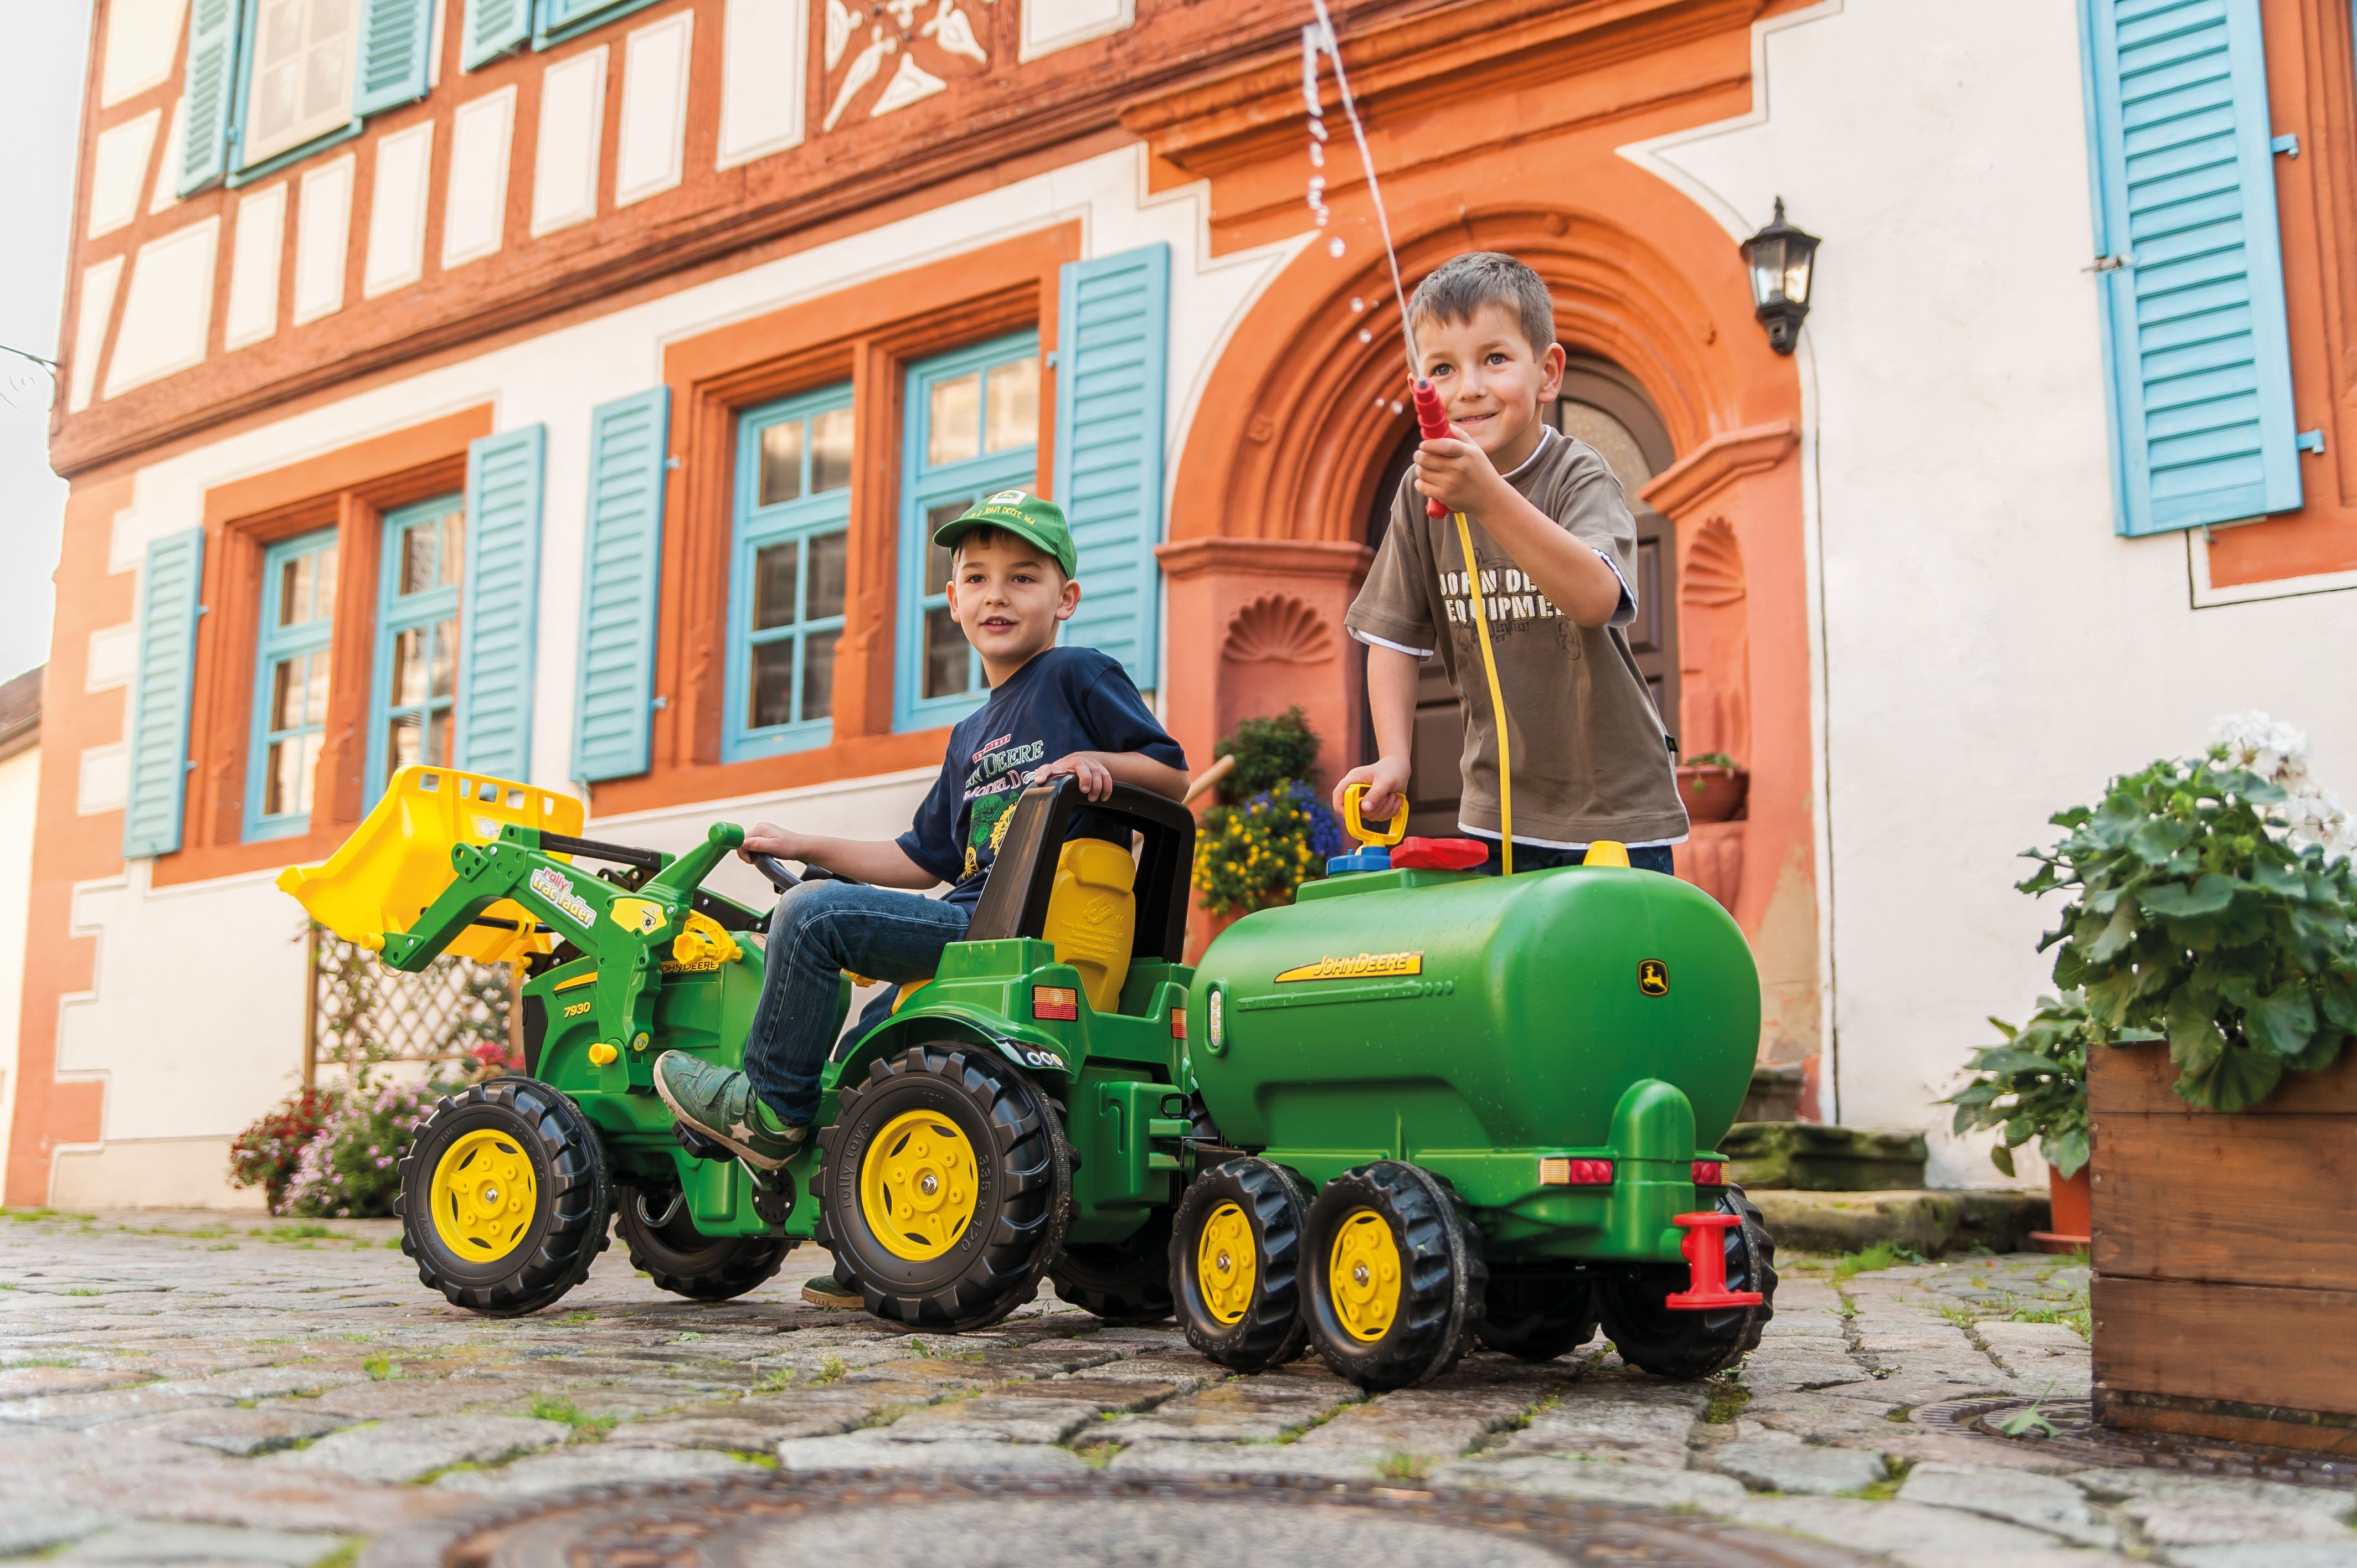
[
  {"xmin": 1308, "ymin": 141, "xmax": 1324, "ymax": 168},
  {"xmin": 1350, "ymin": 296, "xmax": 1365, "ymax": 313},
  {"xmin": 1315, "ymin": 209, "xmax": 1330, "ymax": 228},
  {"xmin": 1357, "ymin": 328, "xmax": 1372, "ymax": 344},
  {"xmin": 1328, "ymin": 236, "xmax": 1346, "ymax": 257},
  {"xmin": 1374, "ymin": 395, "xmax": 1388, "ymax": 409},
  {"xmin": 1390, "ymin": 401, "xmax": 1404, "ymax": 415}
]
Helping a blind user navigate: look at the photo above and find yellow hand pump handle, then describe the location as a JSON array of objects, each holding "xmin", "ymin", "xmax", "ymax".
[
  {"xmin": 1451, "ymin": 509, "xmax": 1514, "ymax": 875},
  {"xmin": 1342, "ymin": 782, "xmax": 1409, "ymax": 848}
]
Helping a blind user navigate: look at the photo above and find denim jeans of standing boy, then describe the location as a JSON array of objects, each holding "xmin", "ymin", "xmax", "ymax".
[{"xmin": 741, "ymin": 879, "xmax": 970, "ymax": 1127}]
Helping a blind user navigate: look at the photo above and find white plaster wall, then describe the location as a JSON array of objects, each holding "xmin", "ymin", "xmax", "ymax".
[
  {"xmin": 1628, "ymin": 0, "xmax": 2357, "ymax": 1186},
  {"xmin": 0, "ymin": 745, "xmax": 39, "ymax": 1189},
  {"xmin": 71, "ymin": 145, "xmax": 1295, "ymax": 1174}
]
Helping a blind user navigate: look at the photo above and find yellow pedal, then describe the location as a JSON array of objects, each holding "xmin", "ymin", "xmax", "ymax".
[{"xmin": 588, "ymin": 1042, "xmax": 619, "ymax": 1066}]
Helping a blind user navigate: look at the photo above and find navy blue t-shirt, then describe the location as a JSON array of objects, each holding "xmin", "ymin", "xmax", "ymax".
[{"xmin": 897, "ymin": 647, "xmax": 1186, "ymax": 909}]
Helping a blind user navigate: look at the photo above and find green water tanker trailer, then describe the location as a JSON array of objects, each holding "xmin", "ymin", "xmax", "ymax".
[{"xmin": 280, "ymin": 765, "xmax": 1773, "ymax": 1392}]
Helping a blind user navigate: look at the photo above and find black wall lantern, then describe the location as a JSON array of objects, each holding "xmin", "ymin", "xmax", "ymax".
[{"xmin": 1741, "ymin": 197, "xmax": 1819, "ymax": 355}]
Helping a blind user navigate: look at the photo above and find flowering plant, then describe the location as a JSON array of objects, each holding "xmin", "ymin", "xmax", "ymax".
[
  {"xmin": 1194, "ymin": 779, "xmax": 1347, "ymax": 917},
  {"xmin": 2021, "ymin": 713, "xmax": 2357, "ymax": 1113},
  {"xmin": 281, "ymin": 1079, "xmax": 459, "ymax": 1219},
  {"xmin": 228, "ymin": 1087, "xmax": 344, "ymax": 1214},
  {"xmin": 1942, "ymin": 992, "xmax": 2099, "ymax": 1178}
]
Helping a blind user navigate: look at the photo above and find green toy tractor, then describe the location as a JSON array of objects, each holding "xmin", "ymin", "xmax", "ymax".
[{"xmin": 281, "ymin": 763, "xmax": 1774, "ymax": 1391}]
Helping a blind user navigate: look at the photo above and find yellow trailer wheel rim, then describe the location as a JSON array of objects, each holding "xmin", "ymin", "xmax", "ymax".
[
  {"xmin": 1329, "ymin": 1208, "xmax": 1402, "ymax": 1343},
  {"xmin": 1196, "ymin": 1201, "xmax": 1257, "ymax": 1325},
  {"xmin": 860, "ymin": 1110, "xmax": 979, "ymax": 1261},
  {"xmin": 430, "ymin": 1128, "xmax": 538, "ymax": 1261}
]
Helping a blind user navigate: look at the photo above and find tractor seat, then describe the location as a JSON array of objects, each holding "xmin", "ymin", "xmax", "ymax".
[{"xmin": 1041, "ymin": 837, "xmax": 1136, "ymax": 1013}]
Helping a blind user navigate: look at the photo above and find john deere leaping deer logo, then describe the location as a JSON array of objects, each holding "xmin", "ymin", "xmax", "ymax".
[{"xmin": 1638, "ymin": 959, "xmax": 1669, "ymax": 997}]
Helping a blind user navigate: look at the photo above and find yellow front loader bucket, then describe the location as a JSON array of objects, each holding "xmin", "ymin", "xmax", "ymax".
[{"xmin": 277, "ymin": 765, "xmax": 585, "ymax": 966}]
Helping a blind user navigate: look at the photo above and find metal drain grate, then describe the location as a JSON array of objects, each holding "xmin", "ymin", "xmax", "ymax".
[
  {"xmin": 1912, "ymin": 1396, "xmax": 2357, "ymax": 1492},
  {"xmin": 366, "ymin": 1470, "xmax": 1882, "ymax": 1568}
]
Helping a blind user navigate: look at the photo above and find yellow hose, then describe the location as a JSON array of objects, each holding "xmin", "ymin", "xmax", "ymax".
[{"xmin": 1452, "ymin": 510, "xmax": 1512, "ymax": 876}]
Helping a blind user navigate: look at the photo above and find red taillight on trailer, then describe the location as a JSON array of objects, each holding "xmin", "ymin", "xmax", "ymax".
[
  {"xmin": 1693, "ymin": 1160, "xmax": 1725, "ymax": 1185},
  {"xmin": 1539, "ymin": 1157, "xmax": 1614, "ymax": 1186},
  {"xmin": 1032, "ymin": 986, "xmax": 1078, "ymax": 1022}
]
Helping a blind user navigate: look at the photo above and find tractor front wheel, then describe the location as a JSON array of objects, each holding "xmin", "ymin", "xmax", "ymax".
[
  {"xmin": 1301, "ymin": 1160, "xmax": 1486, "ymax": 1392},
  {"xmin": 1052, "ymin": 1207, "xmax": 1176, "ymax": 1324},
  {"xmin": 1171, "ymin": 1159, "xmax": 1313, "ymax": 1371},
  {"xmin": 1480, "ymin": 1266, "xmax": 1601, "ymax": 1363},
  {"xmin": 398, "ymin": 1079, "xmax": 610, "ymax": 1316},
  {"xmin": 815, "ymin": 1043, "xmax": 1069, "ymax": 1331},
  {"xmin": 1598, "ymin": 1186, "xmax": 1777, "ymax": 1379},
  {"xmin": 614, "ymin": 1182, "xmax": 795, "ymax": 1301}
]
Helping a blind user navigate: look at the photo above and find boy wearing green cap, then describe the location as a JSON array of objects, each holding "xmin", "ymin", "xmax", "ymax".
[{"xmin": 654, "ymin": 490, "xmax": 1187, "ymax": 1177}]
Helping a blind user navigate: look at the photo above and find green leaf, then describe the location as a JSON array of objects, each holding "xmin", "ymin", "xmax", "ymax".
[
  {"xmin": 2246, "ymin": 983, "xmax": 2318, "ymax": 1059},
  {"xmin": 2086, "ymin": 902, "xmax": 2139, "ymax": 964},
  {"xmin": 2177, "ymin": 1039, "xmax": 2283, "ymax": 1113},
  {"xmin": 1989, "ymin": 1142, "xmax": 2015, "ymax": 1178},
  {"xmin": 1971, "ymin": 1049, "xmax": 2064, "ymax": 1077},
  {"xmin": 2003, "ymin": 1116, "xmax": 2035, "ymax": 1148},
  {"xmin": 2252, "ymin": 859, "xmax": 2308, "ymax": 898},
  {"xmin": 2044, "ymin": 1127, "xmax": 2091, "ymax": 1180},
  {"xmin": 2142, "ymin": 875, "xmax": 2239, "ymax": 919},
  {"xmin": 2284, "ymin": 1027, "xmax": 2345, "ymax": 1075},
  {"xmin": 2320, "ymin": 972, "xmax": 2357, "ymax": 1033},
  {"xmin": 2166, "ymin": 994, "xmax": 2226, "ymax": 1074},
  {"xmin": 2115, "ymin": 1027, "xmax": 2165, "ymax": 1043},
  {"xmin": 2129, "ymin": 817, "xmax": 2193, "ymax": 865}
]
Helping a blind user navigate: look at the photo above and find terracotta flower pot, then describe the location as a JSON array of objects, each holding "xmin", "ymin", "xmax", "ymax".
[
  {"xmin": 2032, "ymin": 1164, "xmax": 2091, "ymax": 1254},
  {"xmin": 1676, "ymin": 765, "xmax": 1749, "ymax": 824}
]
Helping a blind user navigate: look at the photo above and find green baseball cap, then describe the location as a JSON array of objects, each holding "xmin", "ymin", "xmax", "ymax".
[{"xmin": 932, "ymin": 489, "xmax": 1078, "ymax": 579}]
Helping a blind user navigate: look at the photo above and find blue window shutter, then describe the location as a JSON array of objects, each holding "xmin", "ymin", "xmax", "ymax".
[
  {"xmin": 354, "ymin": 0, "xmax": 435, "ymax": 117},
  {"xmin": 1052, "ymin": 243, "xmax": 1170, "ymax": 687},
  {"xmin": 178, "ymin": 0, "xmax": 242, "ymax": 196},
  {"xmin": 2083, "ymin": 0, "xmax": 2302, "ymax": 536},
  {"xmin": 455, "ymin": 426, "xmax": 546, "ymax": 779},
  {"xmin": 534, "ymin": 0, "xmax": 661, "ymax": 49},
  {"xmin": 123, "ymin": 528, "xmax": 207, "ymax": 858},
  {"xmin": 460, "ymin": 0, "xmax": 532, "ymax": 70},
  {"xmin": 572, "ymin": 389, "xmax": 671, "ymax": 782}
]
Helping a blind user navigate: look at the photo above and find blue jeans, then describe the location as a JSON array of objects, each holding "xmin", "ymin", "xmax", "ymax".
[
  {"xmin": 743, "ymin": 880, "xmax": 970, "ymax": 1126},
  {"xmin": 1475, "ymin": 839, "xmax": 1676, "ymax": 876}
]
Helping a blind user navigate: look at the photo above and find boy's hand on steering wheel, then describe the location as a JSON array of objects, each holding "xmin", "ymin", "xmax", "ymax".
[
  {"xmin": 1034, "ymin": 752, "xmax": 1115, "ymax": 801},
  {"xmin": 737, "ymin": 821, "xmax": 806, "ymax": 864},
  {"xmin": 1333, "ymin": 756, "xmax": 1413, "ymax": 823}
]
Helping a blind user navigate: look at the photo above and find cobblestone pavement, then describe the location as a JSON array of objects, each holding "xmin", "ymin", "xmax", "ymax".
[{"xmin": 2, "ymin": 1209, "xmax": 2349, "ymax": 1568}]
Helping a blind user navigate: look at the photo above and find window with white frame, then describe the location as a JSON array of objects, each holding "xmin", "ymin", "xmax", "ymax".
[
  {"xmin": 247, "ymin": 527, "xmax": 339, "ymax": 839},
  {"xmin": 369, "ymin": 494, "xmax": 465, "ymax": 795},
  {"xmin": 726, "ymin": 386, "xmax": 854, "ymax": 760},
  {"xmin": 241, "ymin": 0, "xmax": 361, "ymax": 166},
  {"xmin": 898, "ymin": 333, "xmax": 1040, "ymax": 730},
  {"xmin": 179, "ymin": 0, "xmax": 436, "ymax": 196}
]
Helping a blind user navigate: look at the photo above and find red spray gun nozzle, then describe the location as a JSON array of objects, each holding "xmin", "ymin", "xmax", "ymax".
[{"xmin": 1411, "ymin": 378, "xmax": 1449, "ymax": 518}]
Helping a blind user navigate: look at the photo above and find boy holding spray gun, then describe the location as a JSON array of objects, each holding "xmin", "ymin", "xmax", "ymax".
[{"xmin": 1332, "ymin": 252, "xmax": 1688, "ymax": 874}]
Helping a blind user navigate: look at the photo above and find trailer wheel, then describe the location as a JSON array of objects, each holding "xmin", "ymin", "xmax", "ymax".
[
  {"xmin": 1301, "ymin": 1161, "xmax": 1486, "ymax": 1392},
  {"xmin": 1598, "ymin": 1185, "xmax": 1777, "ymax": 1379},
  {"xmin": 1172, "ymin": 1159, "xmax": 1313, "ymax": 1371},
  {"xmin": 614, "ymin": 1182, "xmax": 796, "ymax": 1302},
  {"xmin": 398, "ymin": 1078, "xmax": 610, "ymax": 1317},
  {"xmin": 815, "ymin": 1042, "xmax": 1069, "ymax": 1331},
  {"xmin": 1052, "ymin": 1207, "xmax": 1176, "ymax": 1323},
  {"xmin": 1479, "ymin": 1266, "xmax": 1601, "ymax": 1362}
]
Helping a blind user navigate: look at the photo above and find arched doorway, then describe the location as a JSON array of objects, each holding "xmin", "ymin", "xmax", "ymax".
[{"xmin": 1358, "ymin": 353, "xmax": 1681, "ymax": 838}]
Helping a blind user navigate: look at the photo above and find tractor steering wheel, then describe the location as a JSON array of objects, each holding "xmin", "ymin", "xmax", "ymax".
[{"xmin": 748, "ymin": 854, "xmax": 862, "ymax": 896}]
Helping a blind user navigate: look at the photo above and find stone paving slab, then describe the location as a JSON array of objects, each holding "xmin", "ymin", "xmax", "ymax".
[
  {"xmin": 3, "ymin": 1209, "xmax": 2335, "ymax": 1566},
  {"xmin": 52, "ymin": 1523, "xmax": 348, "ymax": 1567}
]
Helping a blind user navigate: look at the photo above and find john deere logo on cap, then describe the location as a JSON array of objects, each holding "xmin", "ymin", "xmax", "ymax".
[
  {"xmin": 1638, "ymin": 959, "xmax": 1669, "ymax": 997},
  {"xmin": 986, "ymin": 489, "xmax": 1028, "ymax": 504}
]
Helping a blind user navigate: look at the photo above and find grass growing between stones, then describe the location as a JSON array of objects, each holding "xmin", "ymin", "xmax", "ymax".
[
  {"xmin": 363, "ymin": 1354, "xmax": 402, "ymax": 1381},
  {"xmin": 1831, "ymin": 1243, "xmax": 1924, "ymax": 1281},
  {"xmin": 1377, "ymin": 1450, "xmax": 1434, "ymax": 1482},
  {"xmin": 811, "ymin": 1356, "xmax": 848, "ymax": 1385},
  {"xmin": 1702, "ymin": 1379, "xmax": 1753, "ymax": 1424},
  {"xmin": 530, "ymin": 1394, "xmax": 618, "ymax": 1437}
]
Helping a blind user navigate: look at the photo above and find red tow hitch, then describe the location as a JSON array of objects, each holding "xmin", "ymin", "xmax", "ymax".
[{"xmin": 1665, "ymin": 1211, "xmax": 1764, "ymax": 1310}]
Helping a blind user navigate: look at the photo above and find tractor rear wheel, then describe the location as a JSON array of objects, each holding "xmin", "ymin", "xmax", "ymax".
[
  {"xmin": 1301, "ymin": 1160, "xmax": 1486, "ymax": 1392},
  {"xmin": 398, "ymin": 1079, "xmax": 610, "ymax": 1317},
  {"xmin": 1598, "ymin": 1185, "xmax": 1777, "ymax": 1379},
  {"xmin": 614, "ymin": 1182, "xmax": 795, "ymax": 1301},
  {"xmin": 1479, "ymin": 1266, "xmax": 1601, "ymax": 1362},
  {"xmin": 1171, "ymin": 1158, "xmax": 1313, "ymax": 1371},
  {"xmin": 815, "ymin": 1042, "xmax": 1069, "ymax": 1331},
  {"xmin": 1052, "ymin": 1207, "xmax": 1176, "ymax": 1323}
]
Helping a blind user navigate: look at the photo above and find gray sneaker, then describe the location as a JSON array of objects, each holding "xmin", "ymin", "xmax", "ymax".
[{"xmin": 653, "ymin": 1053, "xmax": 806, "ymax": 1171}]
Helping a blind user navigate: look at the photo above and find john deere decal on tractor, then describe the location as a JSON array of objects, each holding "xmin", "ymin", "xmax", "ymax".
[{"xmin": 281, "ymin": 765, "xmax": 1773, "ymax": 1390}]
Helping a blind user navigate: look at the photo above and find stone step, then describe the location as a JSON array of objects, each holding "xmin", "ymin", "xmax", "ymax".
[
  {"xmin": 1721, "ymin": 1121, "xmax": 1928, "ymax": 1190},
  {"xmin": 1748, "ymin": 1188, "xmax": 2052, "ymax": 1256}
]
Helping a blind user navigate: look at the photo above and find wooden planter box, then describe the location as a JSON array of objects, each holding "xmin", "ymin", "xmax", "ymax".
[{"xmin": 2091, "ymin": 1041, "xmax": 2357, "ymax": 1453}]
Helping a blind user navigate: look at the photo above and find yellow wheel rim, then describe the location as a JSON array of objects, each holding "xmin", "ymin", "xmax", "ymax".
[
  {"xmin": 1196, "ymin": 1201, "xmax": 1257, "ymax": 1325},
  {"xmin": 429, "ymin": 1128, "xmax": 538, "ymax": 1262},
  {"xmin": 1328, "ymin": 1208, "xmax": 1402, "ymax": 1343},
  {"xmin": 859, "ymin": 1109, "xmax": 979, "ymax": 1261}
]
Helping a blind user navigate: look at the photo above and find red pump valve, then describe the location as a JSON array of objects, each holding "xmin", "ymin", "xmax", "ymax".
[
  {"xmin": 1391, "ymin": 837, "xmax": 1486, "ymax": 870},
  {"xmin": 1665, "ymin": 1211, "xmax": 1764, "ymax": 1311},
  {"xmin": 1411, "ymin": 379, "xmax": 1452, "ymax": 519}
]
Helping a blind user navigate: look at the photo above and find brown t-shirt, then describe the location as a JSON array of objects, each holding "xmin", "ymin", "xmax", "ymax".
[{"xmin": 1345, "ymin": 428, "xmax": 1689, "ymax": 847}]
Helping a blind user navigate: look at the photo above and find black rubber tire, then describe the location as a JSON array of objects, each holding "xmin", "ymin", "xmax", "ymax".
[
  {"xmin": 814, "ymin": 1042, "xmax": 1069, "ymax": 1331},
  {"xmin": 1301, "ymin": 1160, "xmax": 1486, "ymax": 1392},
  {"xmin": 1598, "ymin": 1185, "xmax": 1778, "ymax": 1379},
  {"xmin": 1051, "ymin": 1206, "xmax": 1176, "ymax": 1323},
  {"xmin": 1171, "ymin": 1158, "xmax": 1313, "ymax": 1372},
  {"xmin": 397, "ymin": 1078, "xmax": 610, "ymax": 1317},
  {"xmin": 1479, "ymin": 1266, "xmax": 1601, "ymax": 1362},
  {"xmin": 614, "ymin": 1182, "xmax": 796, "ymax": 1301}
]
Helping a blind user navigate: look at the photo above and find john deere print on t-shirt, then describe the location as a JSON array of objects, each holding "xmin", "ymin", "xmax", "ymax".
[{"xmin": 897, "ymin": 646, "xmax": 1186, "ymax": 909}]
